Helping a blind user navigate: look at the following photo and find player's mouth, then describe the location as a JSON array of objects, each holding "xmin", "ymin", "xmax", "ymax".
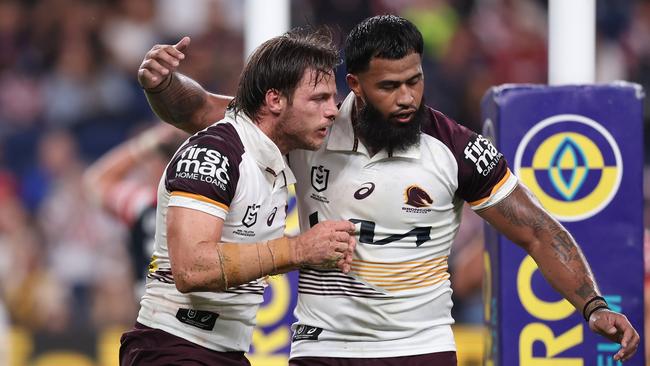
[
  {"xmin": 391, "ymin": 110, "xmax": 416, "ymax": 124},
  {"xmin": 316, "ymin": 126, "xmax": 329, "ymax": 138}
]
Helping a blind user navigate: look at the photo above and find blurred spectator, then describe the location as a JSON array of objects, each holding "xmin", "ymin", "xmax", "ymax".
[
  {"xmin": 0, "ymin": 71, "xmax": 43, "ymax": 135},
  {"xmin": 41, "ymin": 20, "xmax": 134, "ymax": 127},
  {"xmin": 84, "ymin": 122, "xmax": 187, "ymax": 328},
  {"xmin": 84, "ymin": 122, "xmax": 187, "ymax": 302},
  {"xmin": 102, "ymin": 0, "xmax": 159, "ymax": 73},
  {"xmin": 32, "ymin": 130, "xmax": 129, "ymax": 329},
  {"xmin": 0, "ymin": 298, "xmax": 6, "ymax": 365},
  {"xmin": 0, "ymin": 1, "xmax": 24, "ymax": 71},
  {"xmin": 0, "ymin": 171, "xmax": 69, "ymax": 332}
]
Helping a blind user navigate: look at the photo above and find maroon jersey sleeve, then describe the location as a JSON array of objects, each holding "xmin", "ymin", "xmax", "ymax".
[
  {"xmin": 165, "ymin": 123, "xmax": 244, "ymax": 209},
  {"xmin": 422, "ymin": 108, "xmax": 510, "ymax": 204}
]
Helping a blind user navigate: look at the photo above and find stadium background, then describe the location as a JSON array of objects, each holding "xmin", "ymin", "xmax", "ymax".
[{"xmin": 0, "ymin": 0, "xmax": 647, "ymax": 365}]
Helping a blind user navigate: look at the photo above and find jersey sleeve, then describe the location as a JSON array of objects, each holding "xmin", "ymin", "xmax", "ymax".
[
  {"xmin": 164, "ymin": 123, "xmax": 244, "ymax": 219},
  {"xmin": 423, "ymin": 109, "xmax": 517, "ymax": 210},
  {"xmin": 455, "ymin": 130, "xmax": 517, "ymax": 210}
]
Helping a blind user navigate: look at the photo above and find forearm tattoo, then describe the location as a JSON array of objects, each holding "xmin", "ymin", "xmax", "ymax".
[
  {"xmin": 495, "ymin": 187, "xmax": 549, "ymax": 235},
  {"xmin": 495, "ymin": 186, "xmax": 598, "ymax": 302},
  {"xmin": 575, "ymin": 281, "xmax": 597, "ymax": 300},
  {"xmin": 551, "ymin": 231, "xmax": 577, "ymax": 263},
  {"xmin": 145, "ymin": 73, "xmax": 207, "ymax": 129}
]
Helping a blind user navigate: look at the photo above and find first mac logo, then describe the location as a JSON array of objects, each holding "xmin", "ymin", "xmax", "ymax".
[{"xmin": 175, "ymin": 144, "xmax": 230, "ymax": 190}]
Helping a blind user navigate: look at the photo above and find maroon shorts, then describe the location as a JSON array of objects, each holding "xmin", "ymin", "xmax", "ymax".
[
  {"xmin": 119, "ymin": 322, "xmax": 251, "ymax": 366},
  {"xmin": 289, "ymin": 351, "xmax": 457, "ymax": 366}
]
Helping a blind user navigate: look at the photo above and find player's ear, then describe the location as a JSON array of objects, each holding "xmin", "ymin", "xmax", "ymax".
[
  {"xmin": 265, "ymin": 88, "xmax": 286, "ymax": 115},
  {"xmin": 346, "ymin": 74, "xmax": 361, "ymax": 98}
]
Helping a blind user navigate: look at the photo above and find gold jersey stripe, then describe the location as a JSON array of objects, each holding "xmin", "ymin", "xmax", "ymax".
[
  {"xmin": 469, "ymin": 168, "xmax": 512, "ymax": 207},
  {"xmin": 360, "ymin": 274, "xmax": 450, "ymax": 290},
  {"xmin": 376, "ymin": 273, "xmax": 451, "ymax": 292},
  {"xmin": 352, "ymin": 255, "xmax": 448, "ymax": 269},
  {"xmin": 357, "ymin": 267, "xmax": 449, "ymax": 284},
  {"xmin": 171, "ymin": 191, "xmax": 230, "ymax": 211},
  {"xmin": 353, "ymin": 266, "xmax": 449, "ymax": 280}
]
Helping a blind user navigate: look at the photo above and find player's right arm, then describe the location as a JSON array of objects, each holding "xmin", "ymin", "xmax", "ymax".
[
  {"xmin": 167, "ymin": 207, "xmax": 356, "ymax": 293},
  {"xmin": 138, "ymin": 37, "xmax": 232, "ymax": 134},
  {"xmin": 165, "ymin": 129, "xmax": 355, "ymax": 293}
]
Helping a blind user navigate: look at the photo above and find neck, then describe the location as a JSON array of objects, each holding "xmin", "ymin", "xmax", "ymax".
[
  {"xmin": 351, "ymin": 99, "xmax": 378, "ymax": 156},
  {"xmin": 255, "ymin": 115, "xmax": 290, "ymax": 155}
]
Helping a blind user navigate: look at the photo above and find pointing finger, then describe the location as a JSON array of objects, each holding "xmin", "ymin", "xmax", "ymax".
[
  {"xmin": 174, "ymin": 36, "xmax": 191, "ymax": 53},
  {"xmin": 151, "ymin": 48, "xmax": 182, "ymax": 69}
]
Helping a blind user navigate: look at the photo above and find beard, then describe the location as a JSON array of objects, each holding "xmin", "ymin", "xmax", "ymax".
[{"xmin": 354, "ymin": 99, "xmax": 425, "ymax": 155}]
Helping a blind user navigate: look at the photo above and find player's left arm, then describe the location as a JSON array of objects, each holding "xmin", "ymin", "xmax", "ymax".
[
  {"xmin": 477, "ymin": 183, "xmax": 640, "ymax": 362},
  {"xmin": 138, "ymin": 37, "xmax": 232, "ymax": 134}
]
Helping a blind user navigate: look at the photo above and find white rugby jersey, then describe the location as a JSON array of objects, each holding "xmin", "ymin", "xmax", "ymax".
[
  {"xmin": 288, "ymin": 92, "xmax": 517, "ymax": 358},
  {"xmin": 137, "ymin": 110, "xmax": 294, "ymax": 352}
]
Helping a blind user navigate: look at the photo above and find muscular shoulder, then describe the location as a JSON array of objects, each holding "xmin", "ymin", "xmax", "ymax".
[
  {"xmin": 165, "ymin": 122, "xmax": 245, "ymax": 208},
  {"xmin": 420, "ymin": 107, "xmax": 513, "ymax": 207},
  {"xmin": 420, "ymin": 107, "xmax": 474, "ymax": 152}
]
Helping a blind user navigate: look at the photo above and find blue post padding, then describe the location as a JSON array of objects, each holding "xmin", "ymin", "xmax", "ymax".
[{"xmin": 481, "ymin": 83, "xmax": 645, "ymax": 366}]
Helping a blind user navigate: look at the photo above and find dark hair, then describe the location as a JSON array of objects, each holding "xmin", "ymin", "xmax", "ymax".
[
  {"xmin": 229, "ymin": 27, "xmax": 340, "ymax": 119},
  {"xmin": 344, "ymin": 15, "xmax": 423, "ymax": 74}
]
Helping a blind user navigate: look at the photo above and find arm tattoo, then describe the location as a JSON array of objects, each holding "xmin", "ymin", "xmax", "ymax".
[
  {"xmin": 575, "ymin": 281, "xmax": 597, "ymax": 300},
  {"xmin": 145, "ymin": 73, "xmax": 207, "ymax": 130},
  {"xmin": 495, "ymin": 185, "xmax": 599, "ymax": 303},
  {"xmin": 494, "ymin": 187, "xmax": 549, "ymax": 235},
  {"xmin": 551, "ymin": 231, "xmax": 576, "ymax": 263}
]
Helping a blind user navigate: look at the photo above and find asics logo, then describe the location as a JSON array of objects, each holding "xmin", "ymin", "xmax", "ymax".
[{"xmin": 354, "ymin": 182, "xmax": 375, "ymax": 200}]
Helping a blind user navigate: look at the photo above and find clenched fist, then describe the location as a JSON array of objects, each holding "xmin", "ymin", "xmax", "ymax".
[
  {"xmin": 292, "ymin": 220, "xmax": 356, "ymax": 273},
  {"xmin": 138, "ymin": 37, "xmax": 191, "ymax": 90}
]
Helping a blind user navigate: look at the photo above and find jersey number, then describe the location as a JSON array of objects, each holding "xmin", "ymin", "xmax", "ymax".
[{"xmin": 309, "ymin": 212, "xmax": 431, "ymax": 247}]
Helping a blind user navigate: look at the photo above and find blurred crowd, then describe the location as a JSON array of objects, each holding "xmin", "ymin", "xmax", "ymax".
[{"xmin": 0, "ymin": 0, "xmax": 649, "ymax": 353}]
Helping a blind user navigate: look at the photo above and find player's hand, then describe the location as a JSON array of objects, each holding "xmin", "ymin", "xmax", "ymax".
[
  {"xmin": 589, "ymin": 309, "xmax": 640, "ymax": 362},
  {"xmin": 293, "ymin": 220, "xmax": 356, "ymax": 272},
  {"xmin": 138, "ymin": 37, "xmax": 191, "ymax": 90}
]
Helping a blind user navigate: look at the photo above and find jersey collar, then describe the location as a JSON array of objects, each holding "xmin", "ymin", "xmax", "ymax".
[
  {"xmin": 326, "ymin": 92, "xmax": 421, "ymax": 160},
  {"xmin": 224, "ymin": 110, "xmax": 291, "ymax": 178}
]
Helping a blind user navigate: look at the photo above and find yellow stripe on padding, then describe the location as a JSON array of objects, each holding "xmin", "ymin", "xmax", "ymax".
[{"xmin": 171, "ymin": 191, "xmax": 229, "ymax": 212}]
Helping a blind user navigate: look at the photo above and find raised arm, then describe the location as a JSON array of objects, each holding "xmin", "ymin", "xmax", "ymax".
[
  {"xmin": 138, "ymin": 37, "xmax": 232, "ymax": 134},
  {"xmin": 478, "ymin": 184, "xmax": 639, "ymax": 362},
  {"xmin": 83, "ymin": 123, "xmax": 187, "ymax": 216},
  {"xmin": 167, "ymin": 206, "xmax": 356, "ymax": 293}
]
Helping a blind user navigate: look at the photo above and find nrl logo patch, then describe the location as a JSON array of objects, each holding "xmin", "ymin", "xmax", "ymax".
[
  {"xmin": 310, "ymin": 165, "xmax": 330, "ymax": 192},
  {"xmin": 242, "ymin": 204, "xmax": 261, "ymax": 227}
]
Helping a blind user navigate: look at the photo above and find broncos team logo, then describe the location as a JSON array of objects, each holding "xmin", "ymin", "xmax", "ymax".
[
  {"xmin": 404, "ymin": 185, "xmax": 433, "ymax": 208},
  {"xmin": 514, "ymin": 114, "xmax": 622, "ymax": 222}
]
